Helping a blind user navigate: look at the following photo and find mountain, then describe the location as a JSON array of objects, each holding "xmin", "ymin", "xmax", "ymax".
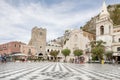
[{"xmin": 82, "ymin": 4, "xmax": 120, "ymax": 34}]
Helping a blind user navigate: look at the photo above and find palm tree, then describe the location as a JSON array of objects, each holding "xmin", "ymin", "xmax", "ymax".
[
  {"xmin": 90, "ymin": 40, "xmax": 106, "ymax": 61},
  {"xmin": 61, "ymin": 49, "xmax": 71, "ymax": 62},
  {"xmin": 90, "ymin": 40, "xmax": 105, "ymax": 48},
  {"xmin": 91, "ymin": 46, "xmax": 105, "ymax": 60},
  {"xmin": 50, "ymin": 50, "xmax": 59, "ymax": 61}
]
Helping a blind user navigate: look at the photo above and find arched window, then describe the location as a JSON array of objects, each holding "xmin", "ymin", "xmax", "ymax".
[
  {"xmin": 117, "ymin": 47, "xmax": 120, "ymax": 51},
  {"xmin": 74, "ymin": 35, "xmax": 78, "ymax": 41},
  {"xmin": 100, "ymin": 26, "xmax": 104, "ymax": 35},
  {"xmin": 118, "ymin": 38, "xmax": 120, "ymax": 42},
  {"xmin": 47, "ymin": 49, "xmax": 49, "ymax": 52}
]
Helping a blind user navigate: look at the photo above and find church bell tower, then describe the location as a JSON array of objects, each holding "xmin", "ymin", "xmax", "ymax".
[{"xmin": 96, "ymin": 0, "xmax": 113, "ymax": 51}]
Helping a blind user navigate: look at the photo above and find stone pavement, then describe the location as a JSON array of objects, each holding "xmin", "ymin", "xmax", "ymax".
[{"xmin": 0, "ymin": 62, "xmax": 120, "ymax": 80}]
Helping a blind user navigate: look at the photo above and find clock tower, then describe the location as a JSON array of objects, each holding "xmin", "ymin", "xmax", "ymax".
[{"xmin": 29, "ymin": 27, "xmax": 47, "ymax": 56}]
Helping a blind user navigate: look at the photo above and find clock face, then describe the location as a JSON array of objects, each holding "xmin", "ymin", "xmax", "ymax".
[{"xmin": 40, "ymin": 32, "xmax": 42, "ymax": 35}]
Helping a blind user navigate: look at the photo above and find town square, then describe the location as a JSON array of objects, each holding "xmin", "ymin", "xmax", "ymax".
[
  {"xmin": 0, "ymin": 62, "xmax": 120, "ymax": 80},
  {"xmin": 0, "ymin": 0, "xmax": 120, "ymax": 80}
]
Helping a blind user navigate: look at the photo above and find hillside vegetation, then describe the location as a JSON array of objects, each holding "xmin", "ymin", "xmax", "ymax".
[{"xmin": 82, "ymin": 4, "xmax": 120, "ymax": 34}]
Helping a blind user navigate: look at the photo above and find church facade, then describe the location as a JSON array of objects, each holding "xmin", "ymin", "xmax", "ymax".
[{"xmin": 63, "ymin": 29, "xmax": 95, "ymax": 62}]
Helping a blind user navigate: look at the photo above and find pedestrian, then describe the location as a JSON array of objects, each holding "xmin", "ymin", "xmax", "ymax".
[
  {"xmin": 0, "ymin": 54, "xmax": 2, "ymax": 63},
  {"xmin": 112, "ymin": 59, "xmax": 115, "ymax": 64},
  {"xmin": 1, "ymin": 53, "xmax": 7, "ymax": 63},
  {"xmin": 1, "ymin": 54, "xmax": 4, "ymax": 63}
]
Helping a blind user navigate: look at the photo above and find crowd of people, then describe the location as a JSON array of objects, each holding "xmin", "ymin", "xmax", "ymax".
[
  {"xmin": 69, "ymin": 57, "xmax": 85, "ymax": 64},
  {"xmin": 0, "ymin": 53, "xmax": 7, "ymax": 63}
]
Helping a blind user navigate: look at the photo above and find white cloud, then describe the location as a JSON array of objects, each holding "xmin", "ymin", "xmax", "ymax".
[{"xmin": 0, "ymin": 0, "xmax": 100, "ymax": 44}]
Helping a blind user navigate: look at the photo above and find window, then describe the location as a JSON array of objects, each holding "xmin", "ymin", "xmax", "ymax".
[
  {"xmin": 28, "ymin": 49, "xmax": 31, "ymax": 55},
  {"xmin": 40, "ymin": 32, "xmax": 42, "ymax": 35},
  {"xmin": 74, "ymin": 35, "xmax": 78, "ymax": 42},
  {"xmin": 119, "ymin": 38, "xmax": 120, "ymax": 42},
  {"xmin": 109, "ymin": 26, "xmax": 111, "ymax": 34},
  {"xmin": 117, "ymin": 47, "xmax": 120, "ymax": 51},
  {"xmin": 47, "ymin": 49, "xmax": 49, "ymax": 52},
  {"xmin": 100, "ymin": 26, "xmax": 104, "ymax": 35},
  {"xmin": 15, "ymin": 44, "xmax": 16, "ymax": 47}
]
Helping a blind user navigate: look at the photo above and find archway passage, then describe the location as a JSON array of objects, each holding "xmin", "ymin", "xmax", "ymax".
[{"xmin": 39, "ymin": 53, "xmax": 43, "ymax": 56}]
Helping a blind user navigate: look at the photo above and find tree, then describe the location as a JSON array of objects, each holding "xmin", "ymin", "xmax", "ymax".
[
  {"xmin": 62, "ymin": 49, "xmax": 71, "ymax": 62},
  {"xmin": 50, "ymin": 50, "xmax": 59, "ymax": 61},
  {"xmin": 105, "ymin": 51, "xmax": 113, "ymax": 61},
  {"xmin": 91, "ymin": 46, "xmax": 105, "ymax": 60},
  {"xmin": 90, "ymin": 40, "xmax": 105, "ymax": 48},
  {"xmin": 73, "ymin": 49, "xmax": 83, "ymax": 57},
  {"xmin": 90, "ymin": 40, "xmax": 106, "ymax": 61}
]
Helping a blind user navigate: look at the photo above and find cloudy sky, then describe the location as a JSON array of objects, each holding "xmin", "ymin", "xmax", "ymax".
[{"xmin": 0, "ymin": 0, "xmax": 119, "ymax": 44}]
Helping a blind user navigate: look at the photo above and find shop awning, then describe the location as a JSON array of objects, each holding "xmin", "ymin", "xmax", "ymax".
[{"xmin": 11, "ymin": 53, "xmax": 27, "ymax": 56}]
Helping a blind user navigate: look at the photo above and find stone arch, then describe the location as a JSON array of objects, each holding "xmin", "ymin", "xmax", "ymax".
[
  {"xmin": 47, "ymin": 49, "xmax": 49, "ymax": 52},
  {"xmin": 100, "ymin": 26, "xmax": 104, "ymax": 35},
  {"xmin": 39, "ymin": 53, "xmax": 43, "ymax": 56}
]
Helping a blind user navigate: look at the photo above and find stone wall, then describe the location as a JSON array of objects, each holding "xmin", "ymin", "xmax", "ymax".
[{"xmin": 29, "ymin": 27, "xmax": 46, "ymax": 56}]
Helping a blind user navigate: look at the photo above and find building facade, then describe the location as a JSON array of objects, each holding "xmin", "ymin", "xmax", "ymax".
[
  {"xmin": 29, "ymin": 27, "xmax": 47, "ymax": 57},
  {"xmin": 0, "ymin": 41, "xmax": 25, "ymax": 55},
  {"xmin": 20, "ymin": 45, "xmax": 37, "ymax": 56},
  {"xmin": 46, "ymin": 41, "xmax": 63, "ymax": 61},
  {"xmin": 112, "ymin": 26, "xmax": 120, "ymax": 56},
  {"xmin": 96, "ymin": 1, "xmax": 120, "ymax": 60},
  {"xmin": 96, "ymin": 1, "xmax": 113, "ymax": 51},
  {"xmin": 63, "ymin": 29, "xmax": 95, "ymax": 62}
]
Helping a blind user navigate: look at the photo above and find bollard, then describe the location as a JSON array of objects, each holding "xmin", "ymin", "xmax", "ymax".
[{"xmin": 101, "ymin": 60, "xmax": 104, "ymax": 64}]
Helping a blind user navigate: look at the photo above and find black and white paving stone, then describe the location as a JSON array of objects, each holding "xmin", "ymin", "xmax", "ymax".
[{"xmin": 0, "ymin": 62, "xmax": 120, "ymax": 80}]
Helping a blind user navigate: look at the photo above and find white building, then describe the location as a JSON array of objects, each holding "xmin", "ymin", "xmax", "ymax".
[
  {"xmin": 96, "ymin": 1, "xmax": 120, "ymax": 61},
  {"xmin": 111, "ymin": 26, "xmax": 120, "ymax": 57},
  {"xmin": 96, "ymin": 1, "xmax": 113, "ymax": 51},
  {"xmin": 63, "ymin": 29, "xmax": 95, "ymax": 62},
  {"xmin": 46, "ymin": 41, "xmax": 63, "ymax": 61}
]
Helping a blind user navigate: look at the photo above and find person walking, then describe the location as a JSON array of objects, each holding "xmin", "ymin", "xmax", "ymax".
[
  {"xmin": 112, "ymin": 59, "xmax": 115, "ymax": 64},
  {"xmin": 0, "ymin": 54, "xmax": 2, "ymax": 63},
  {"xmin": 1, "ymin": 53, "xmax": 7, "ymax": 63}
]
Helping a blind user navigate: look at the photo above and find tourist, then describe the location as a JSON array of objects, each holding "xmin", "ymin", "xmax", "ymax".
[
  {"xmin": 0, "ymin": 54, "xmax": 2, "ymax": 63},
  {"xmin": 1, "ymin": 53, "xmax": 7, "ymax": 63},
  {"xmin": 112, "ymin": 59, "xmax": 115, "ymax": 64}
]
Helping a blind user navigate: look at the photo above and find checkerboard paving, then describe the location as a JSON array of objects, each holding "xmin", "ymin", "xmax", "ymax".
[{"xmin": 0, "ymin": 62, "xmax": 120, "ymax": 80}]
